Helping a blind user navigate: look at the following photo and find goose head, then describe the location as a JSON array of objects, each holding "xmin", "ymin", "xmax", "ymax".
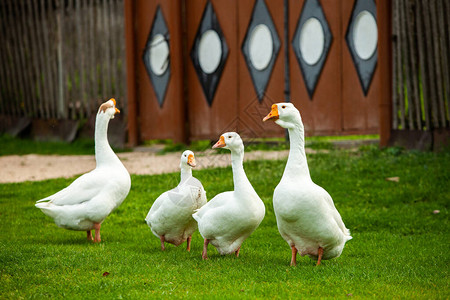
[
  {"xmin": 263, "ymin": 103, "xmax": 302, "ymax": 129},
  {"xmin": 180, "ymin": 150, "xmax": 196, "ymax": 168},
  {"xmin": 212, "ymin": 132, "xmax": 244, "ymax": 153},
  {"xmin": 98, "ymin": 98, "xmax": 120, "ymax": 119}
]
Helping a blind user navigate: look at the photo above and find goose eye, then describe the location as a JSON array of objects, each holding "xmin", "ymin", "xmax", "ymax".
[
  {"xmin": 184, "ymin": 154, "xmax": 187, "ymax": 157},
  {"xmin": 282, "ymin": 105, "xmax": 286, "ymax": 109},
  {"xmin": 228, "ymin": 136, "xmax": 232, "ymax": 139}
]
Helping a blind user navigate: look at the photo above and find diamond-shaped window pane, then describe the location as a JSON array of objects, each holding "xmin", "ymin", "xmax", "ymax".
[
  {"xmin": 241, "ymin": 0, "xmax": 280, "ymax": 102},
  {"xmin": 190, "ymin": 1, "xmax": 229, "ymax": 106},
  {"xmin": 142, "ymin": 6, "xmax": 170, "ymax": 107},
  {"xmin": 292, "ymin": 0, "xmax": 333, "ymax": 99},
  {"xmin": 345, "ymin": 0, "xmax": 378, "ymax": 95}
]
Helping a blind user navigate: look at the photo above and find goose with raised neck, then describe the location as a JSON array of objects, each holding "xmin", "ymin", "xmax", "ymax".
[
  {"xmin": 35, "ymin": 99, "xmax": 131, "ymax": 243},
  {"xmin": 146, "ymin": 150, "xmax": 207, "ymax": 251},
  {"xmin": 264, "ymin": 103, "xmax": 351, "ymax": 266},
  {"xmin": 193, "ymin": 132, "xmax": 265, "ymax": 260}
]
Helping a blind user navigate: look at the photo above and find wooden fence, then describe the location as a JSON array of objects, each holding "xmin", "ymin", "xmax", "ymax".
[
  {"xmin": 391, "ymin": 0, "xmax": 449, "ymax": 131},
  {"xmin": 0, "ymin": 0, "xmax": 127, "ymax": 121}
]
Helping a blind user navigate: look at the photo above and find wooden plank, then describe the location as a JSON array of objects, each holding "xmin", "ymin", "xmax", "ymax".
[
  {"xmin": 88, "ymin": 0, "xmax": 98, "ymax": 113},
  {"xmin": 421, "ymin": 0, "xmax": 440, "ymax": 128},
  {"xmin": 396, "ymin": 0, "xmax": 405, "ymax": 129},
  {"xmin": 0, "ymin": 2, "xmax": 12, "ymax": 116},
  {"xmin": 31, "ymin": 0, "xmax": 50, "ymax": 118},
  {"xmin": 67, "ymin": 0, "xmax": 77, "ymax": 120},
  {"xmin": 83, "ymin": 0, "xmax": 91, "ymax": 115},
  {"xmin": 11, "ymin": 0, "xmax": 31, "ymax": 117},
  {"xmin": 405, "ymin": 0, "xmax": 422, "ymax": 129},
  {"xmin": 399, "ymin": 0, "xmax": 415, "ymax": 129},
  {"xmin": 75, "ymin": 0, "xmax": 88, "ymax": 116},
  {"xmin": 415, "ymin": 0, "xmax": 431, "ymax": 130},
  {"xmin": 25, "ymin": 0, "xmax": 45, "ymax": 118},
  {"xmin": 17, "ymin": 0, "xmax": 40, "ymax": 117},
  {"xmin": 124, "ymin": 0, "xmax": 138, "ymax": 145},
  {"xmin": 378, "ymin": 0, "xmax": 392, "ymax": 147},
  {"xmin": 437, "ymin": 0, "xmax": 450, "ymax": 124},
  {"xmin": 0, "ymin": 3, "xmax": 9, "ymax": 116},
  {"xmin": 4, "ymin": 0, "xmax": 22, "ymax": 117},
  {"xmin": 430, "ymin": 1, "xmax": 446, "ymax": 128},
  {"xmin": 110, "ymin": 0, "xmax": 119, "ymax": 98},
  {"xmin": 103, "ymin": 0, "xmax": 112, "ymax": 97},
  {"xmin": 391, "ymin": 0, "xmax": 398, "ymax": 130},
  {"xmin": 429, "ymin": 0, "xmax": 446, "ymax": 127},
  {"xmin": 40, "ymin": 0, "xmax": 58, "ymax": 119},
  {"xmin": 48, "ymin": 1, "xmax": 63, "ymax": 119},
  {"xmin": 56, "ymin": 0, "xmax": 67, "ymax": 119},
  {"xmin": 117, "ymin": 0, "xmax": 127, "ymax": 111},
  {"xmin": 96, "ymin": 0, "xmax": 106, "ymax": 99}
]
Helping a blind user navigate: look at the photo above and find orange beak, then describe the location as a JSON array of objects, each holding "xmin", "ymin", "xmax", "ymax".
[
  {"xmin": 212, "ymin": 136, "xmax": 226, "ymax": 149},
  {"xmin": 263, "ymin": 104, "xmax": 279, "ymax": 121},
  {"xmin": 187, "ymin": 154, "xmax": 196, "ymax": 167},
  {"xmin": 110, "ymin": 98, "xmax": 120, "ymax": 114}
]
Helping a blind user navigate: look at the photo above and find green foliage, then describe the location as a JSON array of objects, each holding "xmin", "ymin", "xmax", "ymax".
[{"xmin": 0, "ymin": 148, "xmax": 449, "ymax": 298}]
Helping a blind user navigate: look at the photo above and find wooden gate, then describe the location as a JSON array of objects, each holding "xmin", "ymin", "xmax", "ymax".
[{"xmin": 125, "ymin": 0, "xmax": 386, "ymax": 144}]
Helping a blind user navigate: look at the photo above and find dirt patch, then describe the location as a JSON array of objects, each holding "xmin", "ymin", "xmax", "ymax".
[{"xmin": 0, "ymin": 150, "xmax": 290, "ymax": 183}]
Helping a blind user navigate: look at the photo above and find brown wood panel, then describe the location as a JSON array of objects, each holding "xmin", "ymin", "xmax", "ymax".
[
  {"xmin": 289, "ymin": 0, "xmax": 342, "ymax": 136},
  {"xmin": 134, "ymin": 0, "xmax": 186, "ymax": 142},
  {"xmin": 341, "ymin": 0, "xmax": 380, "ymax": 133},
  {"xmin": 186, "ymin": 0, "xmax": 238, "ymax": 141},
  {"xmin": 237, "ymin": 0, "xmax": 285, "ymax": 139},
  {"xmin": 377, "ymin": 0, "xmax": 392, "ymax": 146}
]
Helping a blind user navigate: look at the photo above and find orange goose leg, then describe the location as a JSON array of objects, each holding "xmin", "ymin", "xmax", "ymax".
[
  {"xmin": 160, "ymin": 236, "xmax": 166, "ymax": 251},
  {"xmin": 93, "ymin": 223, "xmax": 101, "ymax": 243},
  {"xmin": 235, "ymin": 246, "xmax": 241, "ymax": 257},
  {"xmin": 87, "ymin": 230, "xmax": 93, "ymax": 241},
  {"xmin": 186, "ymin": 236, "xmax": 192, "ymax": 252},
  {"xmin": 291, "ymin": 245, "xmax": 298, "ymax": 266},
  {"xmin": 317, "ymin": 247, "xmax": 324, "ymax": 266},
  {"xmin": 202, "ymin": 239, "xmax": 209, "ymax": 260}
]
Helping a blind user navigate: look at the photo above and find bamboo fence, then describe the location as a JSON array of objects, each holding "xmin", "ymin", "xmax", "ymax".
[
  {"xmin": 0, "ymin": 0, "xmax": 127, "ymax": 121},
  {"xmin": 392, "ymin": 0, "xmax": 450, "ymax": 130}
]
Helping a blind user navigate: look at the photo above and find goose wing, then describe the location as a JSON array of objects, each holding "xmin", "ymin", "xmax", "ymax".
[{"xmin": 36, "ymin": 169, "xmax": 107, "ymax": 206}]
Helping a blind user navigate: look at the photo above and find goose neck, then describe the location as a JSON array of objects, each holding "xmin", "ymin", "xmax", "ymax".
[
  {"xmin": 230, "ymin": 149, "xmax": 253, "ymax": 194},
  {"xmin": 180, "ymin": 166, "xmax": 192, "ymax": 183},
  {"xmin": 284, "ymin": 124, "xmax": 311, "ymax": 179},
  {"xmin": 95, "ymin": 113, "xmax": 117, "ymax": 166}
]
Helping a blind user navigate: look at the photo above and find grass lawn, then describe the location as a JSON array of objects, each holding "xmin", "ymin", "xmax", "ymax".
[{"xmin": 0, "ymin": 146, "xmax": 448, "ymax": 298}]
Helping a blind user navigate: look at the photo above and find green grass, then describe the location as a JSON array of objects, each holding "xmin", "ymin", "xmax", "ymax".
[
  {"xmin": 0, "ymin": 134, "xmax": 378, "ymax": 157},
  {"xmin": 0, "ymin": 146, "xmax": 449, "ymax": 298},
  {"xmin": 154, "ymin": 135, "xmax": 379, "ymax": 154},
  {"xmin": 0, "ymin": 134, "xmax": 128, "ymax": 156}
]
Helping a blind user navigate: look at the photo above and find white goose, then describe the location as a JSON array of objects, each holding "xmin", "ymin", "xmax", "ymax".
[
  {"xmin": 263, "ymin": 103, "xmax": 351, "ymax": 266},
  {"xmin": 35, "ymin": 99, "xmax": 131, "ymax": 242},
  {"xmin": 145, "ymin": 150, "xmax": 207, "ymax": 251},
  {"xmin": 193, "ymin": 132, "xmax": 265, "ymax": 259}
]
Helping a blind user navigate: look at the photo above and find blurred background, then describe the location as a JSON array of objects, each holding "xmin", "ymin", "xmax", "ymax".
[{"xmin": 0, "ymin": 0, "xmax": 448, "ymax": 150}]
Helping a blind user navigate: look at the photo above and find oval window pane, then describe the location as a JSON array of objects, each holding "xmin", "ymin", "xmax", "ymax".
[
  {"xmin": 150, "ymin": 34, "xmax": 169, "ymax": 76},
  {"xmin": 249, "ymin": 24, "xmax": 273, "ymax": 71},
  {"xmin": 198, "ymin": 30, "xmax": 222, "ymax": 74},
  {"xmin": 299, "ymin": 17, "xmax": 325, "ymax": 66},
  {"xmin": 353, "ymin": 10, "xmax": 378, "ymax": 60}
]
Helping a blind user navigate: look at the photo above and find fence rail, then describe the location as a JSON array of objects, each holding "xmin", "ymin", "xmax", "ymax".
[
  {"xmin": 0, "ymin": 0, "xmax": 127, "ymax": 121},
  {"xmin": 392, "ymin": 0, "xmax": 450, "ymax": 130}
]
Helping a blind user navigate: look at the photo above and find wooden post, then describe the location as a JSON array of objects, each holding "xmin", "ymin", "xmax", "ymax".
[
  {"xmin": 124, "ymin": 0, "xmax": 138, "ymax": 146},
  {"xmin": 378, "ymin": 0, "xmax": 393, "ymax": 147}
]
